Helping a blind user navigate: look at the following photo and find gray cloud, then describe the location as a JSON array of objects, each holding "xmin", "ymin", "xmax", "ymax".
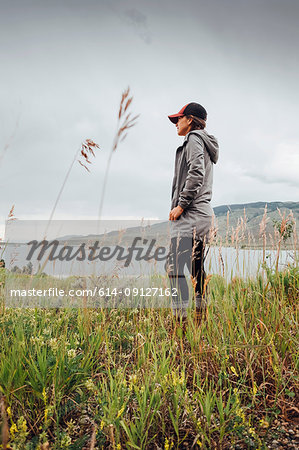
[
  {"xmin": 244, "ymin": 173, "xmax": 299, "ymax": 189},
  {"xmin": 124, "ymin": 8, "xmax": 152, "ymax": 44}
]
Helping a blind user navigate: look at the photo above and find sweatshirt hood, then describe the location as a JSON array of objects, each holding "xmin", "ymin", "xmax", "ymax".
[{"xmin": 185, "ymin": 129, "xmax": 219, "ymax": 164}]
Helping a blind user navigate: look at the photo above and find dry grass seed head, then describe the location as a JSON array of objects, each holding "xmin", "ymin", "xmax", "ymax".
[
  {"xmin": 78, "ymin": 139, "xmax": 100, "ymax": 172},
  {"xmin": 8, "ymin": 204, "xmax": 16, "ymax": 221},
  {"xmin": 259, "ymin": 205, "xmax": 268, "ymax": 236},
  {"xmin": 113, "ymin": 87, "xmax": 139, "ymax": 151}
]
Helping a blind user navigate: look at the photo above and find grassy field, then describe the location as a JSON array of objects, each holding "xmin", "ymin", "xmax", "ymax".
[
  {"xmin": 1, "ymin": 86, "xmax": 298, "ymax": 448},
  {"xmin": 0, "ymin": 260, "xmax": 298, "ymax": 449}
]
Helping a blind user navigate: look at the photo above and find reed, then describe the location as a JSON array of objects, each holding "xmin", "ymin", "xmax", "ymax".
[
  {"xmin": 45, "ymin": 139, "xmax": 99, "ymax": 238},
  {"xmin": 259, "ymin": 204, "xmax": 268, "ymax": 264},
  {"xmin": 98, "ymin": 87, "xmax": 139, "ymax": 222}
]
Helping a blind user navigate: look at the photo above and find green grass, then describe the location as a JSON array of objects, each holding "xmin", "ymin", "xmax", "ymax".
[{"xmin": 0, "ymin": 264, "xmax": 298, "ymax": 449}]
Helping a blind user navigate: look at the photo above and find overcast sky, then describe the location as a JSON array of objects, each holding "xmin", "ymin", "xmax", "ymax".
[{"xmin": 1, "ymin": 0, "xmax": 299, "ymax": 236}]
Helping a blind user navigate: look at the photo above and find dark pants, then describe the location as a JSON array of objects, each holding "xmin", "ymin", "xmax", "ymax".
[{"xmin": 165, "ymin": 236, "xmax": 206, "ymax": 312}]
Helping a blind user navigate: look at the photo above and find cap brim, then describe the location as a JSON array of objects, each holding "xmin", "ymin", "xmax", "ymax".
[{"xmin": 168, "ymin": 113, "xmax": 184, "ymax": 124}]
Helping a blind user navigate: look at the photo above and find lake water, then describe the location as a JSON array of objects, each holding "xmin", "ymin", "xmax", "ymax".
[{"xmin": 3, "ymin": 242, "xmax": 295, "ymax": 280}]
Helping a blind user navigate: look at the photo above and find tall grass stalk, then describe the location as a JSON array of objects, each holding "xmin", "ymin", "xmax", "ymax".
[
  {"xmin": 97, "ymin": 87, "xmax": 139, "ymax": 222},
  {"xmin": 44, "ymin": 139, "xmax": 99, "ymax": 238}
]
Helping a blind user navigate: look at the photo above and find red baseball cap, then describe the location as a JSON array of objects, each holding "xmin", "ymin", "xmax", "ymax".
[{"xmin": 168, "ymin": 102, "xmax": 207, "ymax": 124}]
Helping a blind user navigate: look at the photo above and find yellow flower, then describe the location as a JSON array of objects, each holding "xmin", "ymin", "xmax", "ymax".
[
  {"xmin": 236, "ymin": 407, "xmax": 246, "ymax": 423},
  {"xmin": 100, "ymin": 420, "xmax": 105, "ymax": 430},
  {"xmin": 259, "ymin": 418, "xmax": 269, "ymax": 428},
  {"xmin": 10, "ymin": 423, "xmax": 18, "ymax": 439},
  {"xmin": 42, "ymin": 387, "xmax": 47, "ymax": 404},
  {"xmin": 230, "ymin": 366, "xmax": 239, "ymax": 377},
  {"xmin": 164, "ymin": 437, "xmax": 174, "ymax": 450},
  {"xmin": 197, "ymin": 439, "xmax": 203, "ymax": 447},
  {"xmin": 252, "ymin": 382, "xmax": 258, "ymax": 396},
  {"xmin": 6, "ymin": 406, "xmax": 12, "ymax": 418},
  {"xmin": 116, "ymin": 406, "xmax": 125, "ymax": 418},
  {"xmin": 116, "ymin": 444, "xmax": 121, "ymax": 450}
]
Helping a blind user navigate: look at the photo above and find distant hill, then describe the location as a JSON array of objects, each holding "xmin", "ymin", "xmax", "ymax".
[
  {"xmin": 213, "ymin": 201, "xmax": 299, "ymax": 216},
  {"xmin": 53, "ymin": 201, "xmax": 298, "ymax": 249},
  {"xmin": 212, "ymin": 201, "xmax": 298, "ymax": 247}
]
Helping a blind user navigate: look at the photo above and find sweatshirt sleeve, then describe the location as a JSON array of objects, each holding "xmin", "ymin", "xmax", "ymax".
[{"xmin": 178, "ymin": 133, "xmax": 205, "ymax": 210}]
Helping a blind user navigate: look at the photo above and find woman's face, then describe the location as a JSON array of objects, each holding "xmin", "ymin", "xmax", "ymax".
[{"xmin": 176, "ymin": 116, "xmax": 192, "ymax": 136}]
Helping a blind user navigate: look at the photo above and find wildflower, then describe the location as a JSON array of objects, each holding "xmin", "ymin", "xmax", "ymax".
[
  {"xmin": 230, "ymin": 366, "xmax": 239, "ymax": 377},
  {"xmin": 164, "ymin": 437, "xmax": 174, "ymax": 450},
  {"xmin": 31, "ymin": 335, "xmax": 45, "ymax": 345},
  {"xmin": 66, "ymin": 419, "xmax": 76, "ymax": 434},
  {"xmin": 67, "ymin": 349, "xmax": 77, "ymax": 359},
  {"xmin": 236, "ymin": 407, "xmax": 246, "ymax": 423},
  {"xmin": 252, "ymin": 381, "xmax": 258, "ymax": 396},
  {"xmin": 116, "ymin": 405, "xmax": 125, "ymax": 418},
  {"xmin": 42, "ymin": 387, "xmax": 47, "ymax": 404},
  {"xmin": 17, "ymin": 416, "xmax": 28, "ymax": 437},
  {"xmin": 85, "ymin": 378, "xmax": 96, "ymax": 391},
  {"xmin": 249, "ymin": 427, "xmax": 257, "ymax": 437},
  {"xmin": 10, "ymin": 423, "xmax": 18, "ymax": 439},
  {"xmin": 20, "ymin": 418, "xmax": 27, "ymax": 432},
  {"xmin": 129, "ymin": 374, "xmax": 138, "ymax": 384},
  {"xmin": 49, "ymin": 337, "xmax": 58, "ymax": 351},
  {"xmin": 259, "ymin": 418, "xmax": 269, "ymax": 428},
  {"xmin": 7, "ymin": 406, "xmax": 12, "ymax": 417},
  {"xmin": 116, "ymin": 445, "xmax": 121, "ymax": 450},
  {"xmin": 165, "ymin": 437, "xmax": 169, "ymax": 450},
  {"xmin": 179, "ymin": 373, "xmax": 185, "ymax": 385},
  {"xmin": 197, "ymin": 440, "xmax": 203, "ymax": 447},
  {"xmin": 100, "ymin": 420, "xmax": 105, "ymax": 430},
  {"xmin": 60, "ymin": 433, "xmax": 72, "ymax": 447},
  {"xmin": 169, "ymin": 371, "xmax": 179, "ymax": 387}
]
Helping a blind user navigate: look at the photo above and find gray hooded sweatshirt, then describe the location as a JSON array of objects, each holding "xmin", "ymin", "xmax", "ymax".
[{"xmin": 170, "ymin": 129, "xmax": 219, "ymax": 239}]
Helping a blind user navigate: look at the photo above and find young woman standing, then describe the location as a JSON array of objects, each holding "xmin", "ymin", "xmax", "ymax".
[{"xmin": 166, "ymin": 102, "xmax": 219, "ymax": 320}]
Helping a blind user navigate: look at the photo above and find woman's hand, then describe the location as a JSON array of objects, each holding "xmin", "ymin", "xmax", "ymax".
[{"xmin": 169, "ymin": 205, "xmax": 184, "ymax": 221}]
